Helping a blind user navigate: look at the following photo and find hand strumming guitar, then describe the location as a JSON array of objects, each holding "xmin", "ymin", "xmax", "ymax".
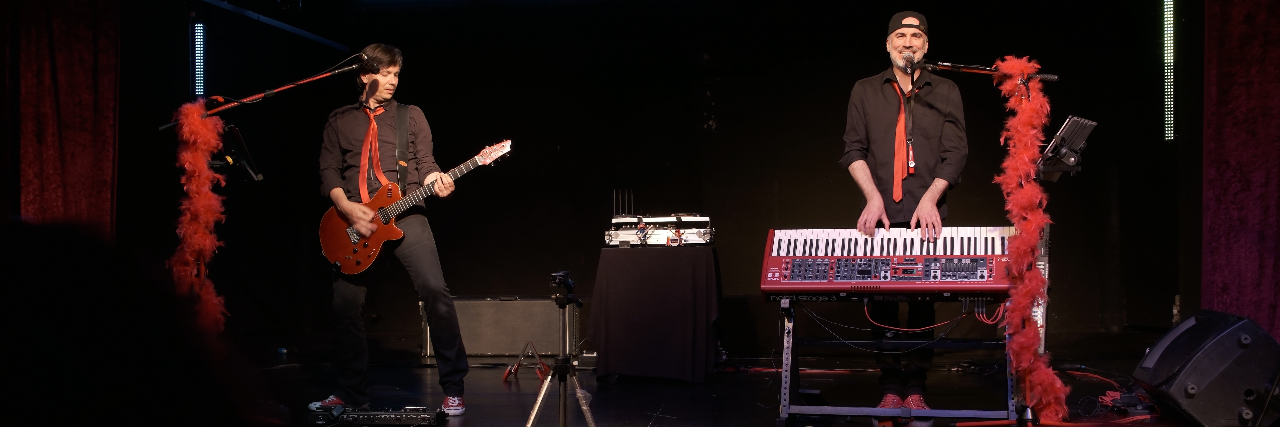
[{"xmin": 329, "ymin": 187, "xmax": 378, "ymax": 238}]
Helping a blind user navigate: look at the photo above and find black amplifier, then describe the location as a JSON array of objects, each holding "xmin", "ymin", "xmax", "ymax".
[{"xmin": 307, "ymin": 406, "xmax": 447, "ymax": 426}]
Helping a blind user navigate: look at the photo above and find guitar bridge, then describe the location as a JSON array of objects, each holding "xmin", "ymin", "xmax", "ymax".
[{"xmin": 346, "ymin": 227, "xmax": 360, "ymax": 244}]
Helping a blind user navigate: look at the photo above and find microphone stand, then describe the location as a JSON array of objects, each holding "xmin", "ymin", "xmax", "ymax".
[
  {"xmin": 921, "ymin": 61, "xmax": 1060, "ymax": 82},
  {"xmin": 922, "ymin": 61, "xmax": 1059, "ymax": 100},
  {"xmin": 158, "ymin": 60, "xmax": 363, "ymax": 131}
]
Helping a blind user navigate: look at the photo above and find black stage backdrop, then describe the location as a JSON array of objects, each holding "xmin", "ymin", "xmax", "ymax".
[{"xmin": 117, "ymin": 0, "xmax": 1199, "ymax": 356}]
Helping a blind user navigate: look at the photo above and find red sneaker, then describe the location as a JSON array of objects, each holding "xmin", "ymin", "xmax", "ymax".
[
  {"xmin": 876, "ymin": 393, "xmax": 903, "ymax": 409},
  {"xmin": 308, "ymin": 395, "xmax": 346, "ymax": 411},
  {"xmin": 441, "ymin": 396, "xmax": 466, "ymax": 416},
  {"xmin": 904, "ymin": 394, "xmax": 930, "ymax": 410}
]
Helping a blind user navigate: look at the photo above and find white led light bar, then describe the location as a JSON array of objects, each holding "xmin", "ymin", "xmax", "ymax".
[
  {"xmin": 194, "ymin": 22, "xmax": 205, "ymax": 96},
  {"xmin": 1163, "ymin": 0, "xmax": 1173, "ymax": 140}
]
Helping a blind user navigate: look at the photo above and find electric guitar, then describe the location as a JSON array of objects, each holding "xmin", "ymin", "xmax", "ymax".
[{"xmin": 320, "ymin": 140, "xmax": 511, "ymax": 275}]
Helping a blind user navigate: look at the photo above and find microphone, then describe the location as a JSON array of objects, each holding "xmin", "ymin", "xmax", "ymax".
[{"xmin": 902, "ymin": 53, "xmax": 916, "ymax": 72}]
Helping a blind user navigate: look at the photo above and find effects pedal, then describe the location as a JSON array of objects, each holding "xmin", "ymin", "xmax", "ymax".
[{"xmin": 307, "ymin": 405, "xmax": 447, "ymax": 426}]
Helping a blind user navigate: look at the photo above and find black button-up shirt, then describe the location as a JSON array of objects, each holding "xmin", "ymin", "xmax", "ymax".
[
  {"xmin": 319, "ymin": 99, "xmax": 442, "ymax": 206},
  {"xmin": 840, "ymin": 67, "xmax": 968, "ymax": 223}
]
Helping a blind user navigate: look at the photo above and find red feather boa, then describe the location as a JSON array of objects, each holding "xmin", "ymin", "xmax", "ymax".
[
  {"xmin": 992, "ymin": 56, "xmax": 1070, "ymax": 421},
  {"xmin": 170, "ymin": 100, "xmax": 228, "ymax": 343}
]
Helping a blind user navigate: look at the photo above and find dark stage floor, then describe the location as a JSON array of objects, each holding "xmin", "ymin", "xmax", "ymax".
[{"xmin": 240, "ymin": 330, "xmax": 1195, "ymax": 427}]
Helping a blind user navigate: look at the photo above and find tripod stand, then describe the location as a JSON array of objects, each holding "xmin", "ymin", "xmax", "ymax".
[{"xmin": 526, "ymin": 272, "xmax": 597, "ymax": 427}]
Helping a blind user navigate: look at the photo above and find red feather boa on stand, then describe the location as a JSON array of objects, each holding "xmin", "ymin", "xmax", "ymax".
[
  {"xmin": 991, "ymin": 56, "xmax": 1069, "ymax": 421},
  {"xmin": 170, "ymin": 100, "xmax": 229, "ymax": 345}
]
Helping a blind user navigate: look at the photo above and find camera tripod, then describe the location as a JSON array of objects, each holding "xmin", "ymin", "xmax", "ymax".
[{"xmin": 525, "ymin": 272, "xmax": 597, "ymax": 427}]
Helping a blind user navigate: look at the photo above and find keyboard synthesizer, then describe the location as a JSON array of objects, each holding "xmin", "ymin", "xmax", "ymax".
[{"xmin": 760, "ymin": 227, "xmax": 1048, "ymax": 297}]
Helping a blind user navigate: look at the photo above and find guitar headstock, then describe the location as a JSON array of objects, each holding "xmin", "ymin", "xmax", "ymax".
[{"xmin": 476, "ymin": 140, "xmax": 512, "ymax": 165}]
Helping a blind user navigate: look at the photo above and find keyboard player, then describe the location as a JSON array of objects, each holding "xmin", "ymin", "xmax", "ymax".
[{"xmin": 838, "ymin": 11, "xmax": 969, "ymax": 411}]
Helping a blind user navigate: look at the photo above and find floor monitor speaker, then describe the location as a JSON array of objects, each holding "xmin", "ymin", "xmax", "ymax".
[{"xmin": 1133, "ymin": 310, "xmax": 1279, "ymax": 427}]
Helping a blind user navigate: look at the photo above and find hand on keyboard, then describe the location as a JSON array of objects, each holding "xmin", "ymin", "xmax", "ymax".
[
  {"xmin": 858, "ymin": 199, "xmax": 891, "ymax": 237},
  {"xmin": 910, "ymin": 202, "xmax": 942, "ymax": 242}
]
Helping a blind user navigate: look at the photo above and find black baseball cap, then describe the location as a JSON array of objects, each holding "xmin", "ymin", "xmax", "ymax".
[{"xmin": 888, "ymin": 11, "xmax": 928, "ymax": 36}]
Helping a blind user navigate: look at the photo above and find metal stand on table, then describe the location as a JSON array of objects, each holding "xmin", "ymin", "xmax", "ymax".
[{"xmin": 526, "ymin": 272, "xmax": 597, "ymax": 427}]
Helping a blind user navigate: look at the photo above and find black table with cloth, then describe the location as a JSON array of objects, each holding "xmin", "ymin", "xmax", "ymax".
[{"xmin": 587, "ymin": 247, "xmax": 719, "ymax": 383}]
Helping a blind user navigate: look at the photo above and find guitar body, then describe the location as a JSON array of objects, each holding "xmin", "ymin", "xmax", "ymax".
[{"xmin": 320, "ymin": 183, "xmax": 406, "ymax": 275}]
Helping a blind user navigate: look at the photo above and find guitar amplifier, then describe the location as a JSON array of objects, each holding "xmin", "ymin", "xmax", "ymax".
[
  {"xmin": 421, "ymin": 297, "xmax": 578, "ymax": 357},
  {"xmin": 605, "ymin": 214, "xmax": 714, "ymax": 247}
]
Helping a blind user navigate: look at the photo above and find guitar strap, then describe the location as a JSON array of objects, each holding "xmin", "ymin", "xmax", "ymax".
[{"xmin": 396, "ymin": 104, "xmax": 410, "ymax": 195}]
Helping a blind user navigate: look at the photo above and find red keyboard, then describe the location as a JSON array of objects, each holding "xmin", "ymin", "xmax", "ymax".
[{"xmin": 760, "ymin": 227, "xmax": 1041, "ymax": 295}]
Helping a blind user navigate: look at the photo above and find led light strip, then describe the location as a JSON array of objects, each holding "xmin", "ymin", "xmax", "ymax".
[
  {"xmin": 1163, "ymin": 0, "xmax": 1173, "ymax": 140},
  {"xmin": 194, "ymin": 22, "xmax": 205, "ymax": 96}
]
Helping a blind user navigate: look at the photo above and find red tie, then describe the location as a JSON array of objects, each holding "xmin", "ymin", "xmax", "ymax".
[
  {"xmin": 890, "ymin": 82, "xmax": 912, "ymax": 203},
  {"xmin": 358, "ymin": 106, "xmax": 391, "ymax": 203}
]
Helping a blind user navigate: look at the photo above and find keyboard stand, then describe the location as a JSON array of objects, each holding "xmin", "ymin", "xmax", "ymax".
[{"xmin": 775, "ymin": 297, "xmax": 1026, "ymax": 426}]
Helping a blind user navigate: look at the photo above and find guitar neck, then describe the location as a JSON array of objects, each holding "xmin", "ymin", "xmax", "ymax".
[{"xmin": 383, "ymin": 157, "xmax": 482, "ymax": 218}]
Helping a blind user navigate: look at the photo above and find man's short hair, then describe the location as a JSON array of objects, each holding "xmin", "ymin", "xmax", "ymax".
[{"xmin": 356, "ymin": 43, "xmax": 403, "ymax": 89}]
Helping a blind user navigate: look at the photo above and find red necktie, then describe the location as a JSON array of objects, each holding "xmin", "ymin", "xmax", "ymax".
[
  {"xmin": 890, "ymin": 82, "xmax": 912, "ymax": 203},
  {"xmin": 358, "ymin": 106, "xmax": 391, "ymax": 203}
]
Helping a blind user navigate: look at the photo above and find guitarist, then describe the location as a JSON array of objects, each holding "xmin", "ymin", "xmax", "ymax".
[{"xmin": 314, "ymin": 43, "xmax": 468, "ymax": 416}]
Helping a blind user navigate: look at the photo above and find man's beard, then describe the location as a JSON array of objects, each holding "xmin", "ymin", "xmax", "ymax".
[{"xmin": 891, "ymin": 52, "xmax": 920, "ymax": 70}]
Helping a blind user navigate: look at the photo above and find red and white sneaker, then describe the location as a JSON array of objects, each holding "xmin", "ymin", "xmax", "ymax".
[
  {"xmin": 904, "ymin": 394, "xmax": 930, "ymax": 410},
  {"xmin": 308, "ymin": 395, "xmax": 346, "ymax": 411},
  {"xmin": 876, "ymin": 393, "xmax": 903, "ymax": 409},
  {"xmin": 441, "ymin": 396, "xmax": 466, "ymax": 416}
]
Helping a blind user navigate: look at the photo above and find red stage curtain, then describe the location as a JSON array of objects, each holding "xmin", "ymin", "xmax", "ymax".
[
  {"xmin": 6, "ymin": 0, "xmax": 119, "ymax": 240},
  {"xmin": 1203, "ymin": 1, "xmax": 1280, "ymax": 337}
]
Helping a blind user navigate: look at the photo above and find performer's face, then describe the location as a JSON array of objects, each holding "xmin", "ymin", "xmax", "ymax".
[
  {"xmin": 361, "ymin": 65, "xmax": 401, "ymax": 103},
  {"xmin": 885, "ymin": 18, "xmax": 928, "ymax": 69}
]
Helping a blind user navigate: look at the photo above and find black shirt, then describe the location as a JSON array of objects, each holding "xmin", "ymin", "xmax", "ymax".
[
  {"xmin": 319, "ymin": 99, "xmax": 442, "ymax": 205},
  {"xmin": 840, "ymin": 67, "xmax": 968, "ymax": 223}
]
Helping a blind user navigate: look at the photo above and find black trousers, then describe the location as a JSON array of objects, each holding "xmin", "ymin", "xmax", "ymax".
[
  {"xmin": 870, "ymin": 221, "xmax": 936, "ymax": 396},
  {"xmin": 870, "ymin": 300, "xmax": 935, "ymax": 396},
  {"xmin": 331, "ymin": 213, "xmax": 468, "ymax": 406}
]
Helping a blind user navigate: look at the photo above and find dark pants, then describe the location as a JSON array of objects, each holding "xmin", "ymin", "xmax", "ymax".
[
  {"xmin": 332, "ymin": 213, "xmax": 468, "ymax": 406},
  {"xmin": 871, "ymin": 221, "xmax": 936, "ymax": 397},
  {"xmin": 870, "ymin": 300, "xmax": 935, "ymax": 396}
]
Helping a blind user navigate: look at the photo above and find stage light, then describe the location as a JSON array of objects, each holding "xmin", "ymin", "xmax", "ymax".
[
  {"xmin": 194, "ymin": 22, "xmax": 205, "ymax": 97},
  {"xmin": 1163, "ymin": 0, "xmax": 1173, "ymax": 140}
]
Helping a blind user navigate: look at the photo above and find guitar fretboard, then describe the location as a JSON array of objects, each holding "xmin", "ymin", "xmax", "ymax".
[{"xmin": 378, "ymin": 157, "xmax": 482, "ymax": 222}]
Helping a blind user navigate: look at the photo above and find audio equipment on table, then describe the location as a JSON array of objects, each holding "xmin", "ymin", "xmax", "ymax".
[
  {"xmin": 605, "ymin": 214, "xmax": 713, "ymax": 247},
  {"xmin": 760, "ymin": 226, "xmax": 1048, "ymax": 299},
  {"xmin": 307, "ymin": 406, "xmax": 447, "ymax": 426}
]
